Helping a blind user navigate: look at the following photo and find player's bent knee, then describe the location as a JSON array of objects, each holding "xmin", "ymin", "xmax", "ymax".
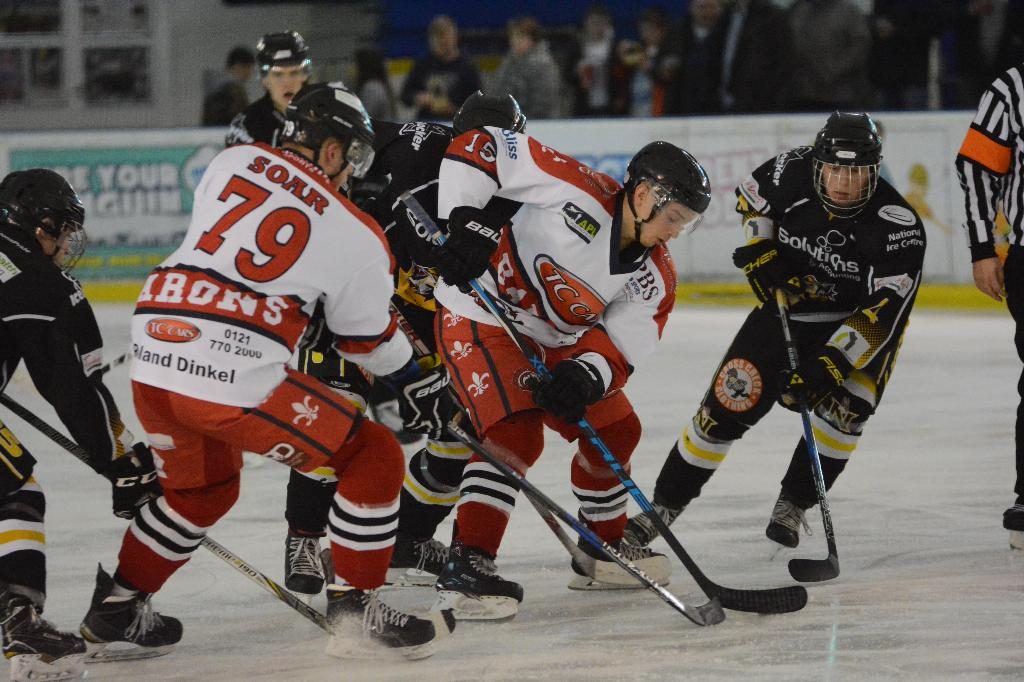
[{"xmin": 163, "ymin": 474, "xmax": 240, "ymax": 527}]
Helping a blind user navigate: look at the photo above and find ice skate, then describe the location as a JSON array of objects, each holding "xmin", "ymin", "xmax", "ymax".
[
  {"xmin": 434, "ymin": 540, "xmax": 523, "ymax": 621},
  {"xmin": 324, "ymin": 585, "xmax": 454, "ymax": 661},
  {"xmin": 1, "ymin": 593, "xmax": 86, "ymax": 682},
  {"xmin": 765, "ymin": 493, "xmax": 812, "ymax": 549},
  {"xmin": 386, "ymin": 532, "xmax": 449, "ymax": 587},
  {"xmin": 568, "ymin": 535, "xmax": 671, "ymax": 590},
  {"xmin": 285, "ymin": 531, "xmax": 326, "ymax": 599},
  {"xmin": 622, "ymin": 502, "xmax": 685, "ymax": 547},
  {"xmin": 1003, "ymin": 503, "xmax": 1024, "ymax": 549},
  {"xmin": 79, "ymin": 565, "xmax": 182, "ymax": 662}
]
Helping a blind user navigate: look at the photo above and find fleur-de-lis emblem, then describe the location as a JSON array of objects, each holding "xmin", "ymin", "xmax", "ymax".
[
  {"xmin": 444, "ymin": 311, "xmax": 462, "ymax": 328},
  {"xmin": 467, "ymin": 371, "xmax": 490, "ymax": 397},
  {"xmin": 505, "ymin": 287, "xmax": 527, "ymax": 304},
  {"xmin": 452, "ymin": 340, "xmax": 473, "ymax": 359},
  {"xmin": 291, "ymin": 395, "xmax": 319, "ymax": 426}
]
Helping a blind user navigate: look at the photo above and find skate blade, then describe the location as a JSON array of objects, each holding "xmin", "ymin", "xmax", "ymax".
[
  {"xmin": 568, "ymin": 555, "xmax": 671, "ymax": 590},
  {"xmin": 9, "ymin": 653, "xmax": 86, "ymax": 681},
  {"xmin": 385, "ymin": 567, "xmax": 438, "ymax": 587},
  {"xmin": 433, "ymin": 590, "xmax": 518, "ymax": 621},
  {"xmin": 568, "ymin": 574, "xmax": 644, "ymax": 590},
  {"xmin": 84, "ymin": 639, "xmax": 174, "ymax": 662},
  {"xmin": 1010, "ymin": 530, "xmax": 1024, "ymax": 550}
]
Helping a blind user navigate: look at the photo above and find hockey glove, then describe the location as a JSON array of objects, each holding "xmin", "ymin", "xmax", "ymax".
[
  {"xmin": 431, "ymin": 206, "xmax": 503, "ymax": 292},
  {"xmin": 104, "ymin": 442, "xmax": 162, "ymax": 519},
  {"xmin": 532, "ymin": 358, "xmax": 606, "ymax": 423},
  {"xmin": 348, "ymin": 172, "xmax": 390, "ymax": 219},
  {"xmin": 732, "ymin": 240, "xmax": 803, "ymax": 304},
  {"xmin": 387, "ymin": 362, "xmax": 458, "ymax": 440},
  {"xmin": 779, "ymin": 346, "xmax": 852, "ymax": 411}
]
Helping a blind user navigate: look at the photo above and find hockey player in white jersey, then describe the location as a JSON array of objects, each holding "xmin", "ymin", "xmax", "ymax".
[
  {"xmin": 79, "ymin": 82, "xmax": 456, "ymax": 661},
  {"xmin": 429, "ymin": 131, "xmax": 711, "ymax": 619}
]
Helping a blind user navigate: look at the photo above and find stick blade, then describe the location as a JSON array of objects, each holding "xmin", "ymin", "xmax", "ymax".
[
  {"xmin": 788, "ymin": 554, "xmax": 840, "ymax": 583},
  {"xmin": 715, "ymin": 584, "xmax": 809, "ymax": 614}
]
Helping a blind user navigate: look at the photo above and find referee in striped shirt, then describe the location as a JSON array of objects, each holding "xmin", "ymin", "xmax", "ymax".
[{"xmin": 955, "ymin": 62, "xmax": 1024, "ymax": 548}]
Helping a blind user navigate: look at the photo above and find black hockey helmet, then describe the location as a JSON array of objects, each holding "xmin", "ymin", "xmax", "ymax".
[
  {"xmin": 256, "ymin": 31, "xmax": 311, "ymax": 75},
  {"xmin": 0, "ymin": 168, "xmax": 86, "ymax": 270},
  {"xmin": 281, "ymin": 82, "xmax": 375, "ymax": 177},
  {"xmin": 811, "ymin": 111, "xmax": 882, "ymax": 217},
  {"xmin": 625, "ymin": 141, "xmax": 711, "ymax": 235},
  {"xmin": 452, "ymin": 91, "xmax": 526, "ymax": 136}
]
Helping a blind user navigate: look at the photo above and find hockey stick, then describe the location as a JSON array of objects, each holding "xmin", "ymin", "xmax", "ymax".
[
  {"xmin": 389, "ymin": 299, "xmax": 675, "ymax": 596},
  {"xmin": 98, "ymin": 351, "xmax": 131, "ymax": 376},
  {"xmin": 446, "ymin": 418, "xmax": 721, "ymax": 626},
  {"xmin": 0, "ymin": 393, "xmax": 333, "ymax": 633},
  {"xmin": 400, "ymin": 191, "xmax": 807, "ymax": 614},
  {"xmin": 774, "ymin": 289, "xmax": 840, "ymax": 582}
]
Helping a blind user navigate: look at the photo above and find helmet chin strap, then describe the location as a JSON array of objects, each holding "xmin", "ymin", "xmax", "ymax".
[{"xmin": 626, "ymin": 184, "xmax": 658, "ymax": 245}]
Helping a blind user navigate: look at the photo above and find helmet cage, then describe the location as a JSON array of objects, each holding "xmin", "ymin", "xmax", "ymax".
[
  {"xmin": 811, "ymin": 112, "xmax": 882, "ymax": 218},
  {"xmin": 0, "ymin": 170, "xmax": 87, "ymax": 271},
  {"xmin": 812, "ymin": 158, "xmax": 879, "ymax": 218}
]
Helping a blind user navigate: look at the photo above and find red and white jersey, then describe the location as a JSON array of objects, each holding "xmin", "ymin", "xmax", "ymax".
[
  {"xmin": 130, "ymin": 144, "xmax": 411, "ymax": 407},
  {"xmin": 436, "ymin": 127, "xmax": 676, "ymax": 386}
]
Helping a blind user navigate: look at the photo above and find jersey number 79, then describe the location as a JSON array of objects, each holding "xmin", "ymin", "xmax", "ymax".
[{"xmin": 195, "ymin": 175, "xmax": 311, "ymax": 283}]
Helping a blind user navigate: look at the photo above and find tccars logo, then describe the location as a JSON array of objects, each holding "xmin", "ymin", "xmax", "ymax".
[
  {"xmin": 534, "ymin": 255, "xmax": 606, "ymax": 324},
  {"xmin": 145, "ymin": 318, "xmax": 201, "ymax": 343}
]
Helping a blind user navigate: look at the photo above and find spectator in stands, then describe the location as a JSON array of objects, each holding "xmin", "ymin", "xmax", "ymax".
[
  {"xmin": 563, "ymin": 3, "xmax": 617, "ymax": 117},
  {"xmin": 869, "ymin": 1, "xmax": 948, "ymax": 111},
  {"xmin": 784, "ymin": 0, "xmax": 873, "ymax": 112},
  {"xmin": 493, "ymin": 16, "xmax": 561, "ymax": 119},
  {"xmin": 353, "ymin": 47, "xmax": 396, "ymax": 121},
  {"xmin": 400, "ymin": 15, "xmax": 482, "ymax": 122},
  {"xmin": 201, "ymin": 46, "xmax": 255, "ymax": 126},
  {"xmin": 664, "ymin": 0, "xmax": 725, "ymax": 115},
  {"xmin": 716, "ymin": 0, "xmax": 790, "ymax": 114},
  {"xmin": 612, "ymin": 6, "xmax": 681, "ymax": 117},
  {"xmin": 950, "ymin": 0, "xmax": 1024, "ymax": 108}
]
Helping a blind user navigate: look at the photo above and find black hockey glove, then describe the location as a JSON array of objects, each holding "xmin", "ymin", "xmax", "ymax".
[
  {"xmin": 431, "ymin": 206, "xmax": 502, "ymax": 292},
  {"xmin": 732, "ymin": 240, "xmax": 803, "ymax": 304},
  {"xmin": 779, "ymin": 346, "xmax": 852, "ymax": 411},
  {"xmin": 348, "ymin": 172, "xmax": 390, "ymax": 219},
  {"xmin": 104, "ymin": 443, "xmax": 162, "ymax": 519},
  {"xmin": 532, "ymin": 359, "xmax": 606, "ymax": 423},
  {"xmin": 387, "ymin": 363, "xmax": 458, "ymax": 440}
]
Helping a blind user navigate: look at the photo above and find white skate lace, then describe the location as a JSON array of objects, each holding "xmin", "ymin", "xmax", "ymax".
[
  {"xmin": 124, "ymin": 597, "xmax": 165, "ymax": 642},
  {"xmin": 361, "ymin": 590, "xmax": 411, "ymax": 633},
  {"xmin": 468, "ymin": 552, "xmax": 498, "ymax": 576},
  {"xmin": 414, "ymin": 538, "xmax": 448, "ymax": 571},
  {"xmin": 617, "ymin": 540, "xmax": 660, "ymax": 562},
  {"xmin": 288, "ymin": 536, "xmax": 324, "ymax": 578},
  {"xmin": 772, "ymin": 498, "xmax": 812, "ymax": 536},
  {"xmin": 624, "ymin": 504, "xmax": 683, "ymax": 546}
]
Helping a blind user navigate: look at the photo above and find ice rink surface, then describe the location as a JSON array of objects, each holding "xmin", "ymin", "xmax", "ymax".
[{"xmin": 3, "ymin": 303, "xmax": 1023, "ymax": 681}]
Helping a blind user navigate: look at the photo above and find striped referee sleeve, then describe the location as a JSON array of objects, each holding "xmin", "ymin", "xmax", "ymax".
[{"xmin": 955, "ymin": 65, "xmax": 1024, "ymax": 262}]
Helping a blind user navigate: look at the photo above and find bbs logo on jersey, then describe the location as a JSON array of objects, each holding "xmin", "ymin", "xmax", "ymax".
[
  {"xmin": 714, "ymin": 358, "xmax": 762, "ymax": 412},
  {"xmin": 534, "ymin": 255, "xmax": 607, "ymax": 325},
  {"xmin": 561, "ymin": 202, "xmax": 601, "ymax": 243},
  {"xmin": 145, "ymin": 318, "xmax": 202, "ymax": 343}
]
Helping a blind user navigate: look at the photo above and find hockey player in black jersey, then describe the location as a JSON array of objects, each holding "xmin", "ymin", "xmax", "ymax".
[
  {"xmin": 283, "ymin": 92, "xmax": 525, "ymax": 596},
  {"xmin": 0, "ymin": 170, "xmax": 163, "ymax": 680},
  {"xmin": 624, "ymin": 112, "xmax": 926, "ymax": 551},
  {"xmin": 225, "ymin": 31, "xmax": 311, "ymax": 147}
]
